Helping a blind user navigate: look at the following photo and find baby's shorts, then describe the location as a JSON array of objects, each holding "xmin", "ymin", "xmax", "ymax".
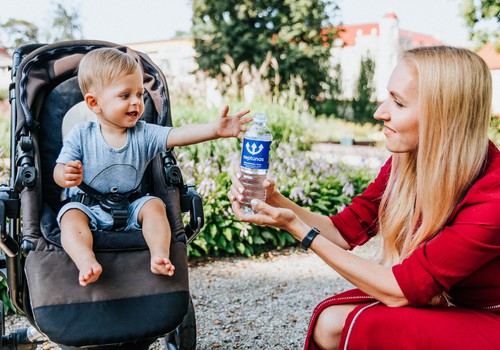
[{"xmin": 57, "ymin": 195, "xmax": 161, "ymax": 231}]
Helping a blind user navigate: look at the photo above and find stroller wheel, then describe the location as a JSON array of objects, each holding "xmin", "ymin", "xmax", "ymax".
[{"xmin": 161, "ymin": 294, "xmax": 196, "ymax": 350}]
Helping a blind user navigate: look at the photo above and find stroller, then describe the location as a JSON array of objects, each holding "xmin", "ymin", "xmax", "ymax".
[{"xmin": 0, "ymin": 40, "xmax": 204, "ymax": 349}]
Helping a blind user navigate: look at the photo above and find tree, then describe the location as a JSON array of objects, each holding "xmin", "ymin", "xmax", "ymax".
[
  {"xmin": 461, "ymin": 0, "xmax": 499, "ymax": 49},
  {"xmin": 0, "ymin": 19, "xmax": 39, "ymax": 51},
  {"xmin": 351, "ymin": 56, "xmax": 378, "ymax": 124},
  {"xmin": 47, "ymin": 2, "xmax": 82, "ymax": 42},
  {"xmin": 192, "ymin": 0, "xmax": 339, "ymax": 105}
]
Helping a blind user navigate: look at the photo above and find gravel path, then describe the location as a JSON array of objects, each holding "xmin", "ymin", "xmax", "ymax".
[
  {"xmin": 5, "ymin": 240, "xmax": 380, "ymax": 350},
  {"xmin": 188, "ymin": 241, "xmax": 380, "ymax": 350}
]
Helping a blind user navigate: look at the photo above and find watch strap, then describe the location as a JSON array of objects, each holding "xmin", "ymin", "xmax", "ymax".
[{"xmin": 300, "ymin": 227, "xmax": 320, "ymax": 251}]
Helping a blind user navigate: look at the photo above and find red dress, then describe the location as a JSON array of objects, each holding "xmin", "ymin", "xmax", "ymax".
[{"xmin": 304, "ymin": 142, "xmax": 500, "ymax": 349}]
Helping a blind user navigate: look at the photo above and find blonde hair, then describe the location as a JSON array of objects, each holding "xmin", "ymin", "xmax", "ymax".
[
  {"xmin": 379, "ymin": 46, "xmax": 492, "ymax": 266},
  {"xmin": 78, "ymin": 47, "xmax": 141, "ymax": 95}
]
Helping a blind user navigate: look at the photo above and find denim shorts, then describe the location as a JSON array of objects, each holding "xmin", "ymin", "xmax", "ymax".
[{"xmin": 57, "ymin": 195, "xmax": 159, "ymax": 231}]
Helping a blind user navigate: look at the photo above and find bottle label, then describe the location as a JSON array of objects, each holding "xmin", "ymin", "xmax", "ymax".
[{"xmin": 241, "ymin": 139, "xmax": 271, "ymax": 170}]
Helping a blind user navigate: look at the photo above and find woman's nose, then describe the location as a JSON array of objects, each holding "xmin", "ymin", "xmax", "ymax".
[{"xmin": 374, "ymin": 100, "xmax": 389, "ymax": 121}]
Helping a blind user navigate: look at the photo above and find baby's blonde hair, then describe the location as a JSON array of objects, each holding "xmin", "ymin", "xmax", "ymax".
[{"xmin": 78, "ymin": 47, "xmax": 141, "ymax": 95}]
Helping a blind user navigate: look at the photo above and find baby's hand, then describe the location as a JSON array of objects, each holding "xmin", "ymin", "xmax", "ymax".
[
  {"xmin": 217, "ymin": 105, "xmax": 252, "ymax": 140},
  {"xmin": 63, "ymin": 160, "xmax": 83, "ymax": 187}
]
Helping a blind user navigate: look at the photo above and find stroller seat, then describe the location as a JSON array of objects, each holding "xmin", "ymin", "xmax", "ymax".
[{"xmin": 0, "ymin": 41, "xmax": 204, "ymax": 350}]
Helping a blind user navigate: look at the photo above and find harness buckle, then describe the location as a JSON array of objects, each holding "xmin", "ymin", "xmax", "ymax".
[{"xmin": 99, "ymin": 193, "xmax": 131, "ymax": 229}]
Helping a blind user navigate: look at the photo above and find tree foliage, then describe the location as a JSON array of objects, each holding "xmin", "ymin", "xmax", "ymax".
[
  {"xmin": 461, "ymin": 0, "xmax": 499, "ymax": 49},
  {"xmin": 352, "ymin": 56, "xmax": 378, "ymax": 124},
  {"xmin": 47, "ymin": 3, "xmax": 83, "ymax": 42},
  {"xmin": 192, "ymin": 0, "xmax": 339, "ymax": 105},
  {"xmin": 0, "ymin": 19, "xmax": 39, "ymax": 52},
  {"xmin": 0, "ymin": 2, "xmax": 81, "ymax": 52}
]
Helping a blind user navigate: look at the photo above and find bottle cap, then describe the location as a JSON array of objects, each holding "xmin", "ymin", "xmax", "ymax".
[{"xmin": 254, "ymin": 113, "xmax": 267, "ymax": 122}]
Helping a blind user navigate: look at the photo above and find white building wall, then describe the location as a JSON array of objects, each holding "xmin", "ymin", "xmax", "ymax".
[
  {"xmin": 375, "ymin": 16, "xmax": 400, "ymax": 101},
  {"xmin": 491, "ymin": 69, "xmax": 500, "ymax": 115},
  {"xmin": 330, "ymin": 16, "xmax": 402, "ymax": 103}
]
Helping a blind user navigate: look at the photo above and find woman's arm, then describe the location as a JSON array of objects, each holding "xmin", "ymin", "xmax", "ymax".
[
  {"xmin": 233, "ymin": 198, "xmax": 408, "ymax": 307},
  {"xmin": 230, "ymin": 173, "xmax": 350, "ymax": 249},
  {"xmin": 266, "ymin": 188, "xmax": 351, "ymax": 250}
]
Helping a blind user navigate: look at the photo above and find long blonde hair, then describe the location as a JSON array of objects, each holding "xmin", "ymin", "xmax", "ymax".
[{"xmin": 379, "ymin": 46, "xmax": 492, "ymax": 266}]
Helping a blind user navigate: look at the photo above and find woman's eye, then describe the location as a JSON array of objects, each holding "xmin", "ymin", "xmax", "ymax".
[
  {"xmin": 394, "ymin": 99, "xmax": 403, "ymax": 108},
  {"xmin": 121, "ymin": 94, "xmax": 129, "ymax": 99}
]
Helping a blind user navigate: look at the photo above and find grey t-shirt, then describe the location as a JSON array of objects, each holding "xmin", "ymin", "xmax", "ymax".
[{"xmin": 56, "ymin": 120, "xmax": 172, "ymax": 196}]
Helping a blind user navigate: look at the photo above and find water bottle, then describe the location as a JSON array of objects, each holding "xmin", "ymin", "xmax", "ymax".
[{"xmin": 240, "ymin": 113, "xmax": 272, "ymax": 214}]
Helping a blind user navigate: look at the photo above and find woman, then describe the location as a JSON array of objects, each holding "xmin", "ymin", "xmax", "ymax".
[{"xmin": 229, "ymin": 46, "xmax": 500, "ymax": 349}]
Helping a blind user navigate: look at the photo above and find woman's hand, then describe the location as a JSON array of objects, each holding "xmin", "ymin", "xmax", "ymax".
[
  {"xmin": 230, "ymin": 197, "xmax": 299, "ymax": 232},
  {"xmin": 229, "ymin": 169, "xmax": 278, "ymax": 206}
]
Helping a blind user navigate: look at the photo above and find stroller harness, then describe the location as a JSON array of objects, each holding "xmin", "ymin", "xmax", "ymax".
[{"xmin": 71, "ymin": 182, "xmax": 142, "ymax": 229}]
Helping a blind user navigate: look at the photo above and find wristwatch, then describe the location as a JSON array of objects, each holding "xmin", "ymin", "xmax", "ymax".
[{"xmin": 300, "ymin": 227, "xmax": 320, "ymax": 251}]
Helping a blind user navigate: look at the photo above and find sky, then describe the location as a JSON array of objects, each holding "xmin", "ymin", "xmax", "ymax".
[{"xmin": 0, "ymin": 0, "xmax": 472, "ymax": 47}]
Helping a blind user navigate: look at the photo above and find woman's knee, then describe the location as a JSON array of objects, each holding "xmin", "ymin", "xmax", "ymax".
[{"xmin": 313, "ymin": 304, "xmax": 356, "ymax": 350}]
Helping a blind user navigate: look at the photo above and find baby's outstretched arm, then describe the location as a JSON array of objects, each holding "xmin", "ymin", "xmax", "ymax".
[
  {"xmin": 54, "ymin": 160, "xmax": 83, "ymax": 188},
  {"xmin": 166, "ymin": 105, "xmax": 251, "ymax": 147}
]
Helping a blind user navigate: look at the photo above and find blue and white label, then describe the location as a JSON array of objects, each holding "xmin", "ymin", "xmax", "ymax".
[{"xmin": 241, "ymin": 139, "xmax": 271, "ymax": 170}]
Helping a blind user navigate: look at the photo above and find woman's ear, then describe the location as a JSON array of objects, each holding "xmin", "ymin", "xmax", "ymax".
[{"xmin": 85, "ymin": 93, "xmax": 101, "ymax": 114}]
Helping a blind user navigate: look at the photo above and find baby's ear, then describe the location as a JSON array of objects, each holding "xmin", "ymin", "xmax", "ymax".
[{"xmin": 84, "ymin": 93, "xmax": 101, "ymax": 113}]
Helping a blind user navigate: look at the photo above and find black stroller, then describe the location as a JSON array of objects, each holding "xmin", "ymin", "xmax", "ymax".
[{"xmin": 0, "ymin": 40, "xmax": 204, "ymax": 349}]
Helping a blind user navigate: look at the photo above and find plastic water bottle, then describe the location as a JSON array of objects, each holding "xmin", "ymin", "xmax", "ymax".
[{"xmin": 240, "ymin": 113, "xmax": 272, "ymax": 214}]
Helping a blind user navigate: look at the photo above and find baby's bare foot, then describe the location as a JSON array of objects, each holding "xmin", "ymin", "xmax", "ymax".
[
  {"xmin": 151, "ymin": 256, "xmax": 175, "ymax": 276},
  {"xmin": 79, "ymin": 262, "xmax": 102, "ymax": 287}
]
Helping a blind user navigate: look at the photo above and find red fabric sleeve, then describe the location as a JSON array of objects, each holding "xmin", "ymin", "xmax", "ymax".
[
  {"xmin": 393, "ymin": 145, "xmax": 500, "ymax": 306},
  {"xmin": 330, "ymin": 157, "xmax": 391, "ymax": 248}
]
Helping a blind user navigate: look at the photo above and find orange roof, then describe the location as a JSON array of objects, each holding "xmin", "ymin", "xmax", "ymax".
[
  {"xmin": 399, "ymin": 29, "xmax": 443, "ymax": 46},
  {"xmin": 337, "ymin": 23, "xmax": 379, "ymax": 46},
  {"xmin": 476, "ymin": 43, "xmax": 500, "ymax": 70},
  {"xmin": 0, "ymin": 47, "xmax": 9, "ymax": 58},
  {"xmin": 336, "ymin": 23, "xmax": 442, "ymax": 47}
]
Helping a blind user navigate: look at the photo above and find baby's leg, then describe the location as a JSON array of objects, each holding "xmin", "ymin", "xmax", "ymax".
[
  {"xmin": 60, "ymin": 209, "xmax": 102, "ymax": 286},
  {"xmin": 139, "ymin": 198, "xmax": 175, "ymax": 276}
]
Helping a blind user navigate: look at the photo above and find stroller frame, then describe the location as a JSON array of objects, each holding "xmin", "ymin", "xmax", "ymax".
[{"xmin": 0, "ymin": 40, "xmax": 204, "ymax": 350}]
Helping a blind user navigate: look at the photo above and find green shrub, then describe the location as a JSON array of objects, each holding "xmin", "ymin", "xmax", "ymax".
[
  {"xmin": 0, "ymin": 277, "xmax": 16, "ymax": 315},
  {"xmin": 490, "ymin": 115, "xmax": 500, "ymax": 147}
]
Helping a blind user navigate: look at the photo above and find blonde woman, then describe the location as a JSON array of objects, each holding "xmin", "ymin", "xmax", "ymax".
[{"xmin": 230, "ymin": 46, "xmax": 500, "ymax": 349}]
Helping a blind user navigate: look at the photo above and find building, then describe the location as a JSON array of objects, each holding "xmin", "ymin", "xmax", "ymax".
[
  {"xmin": 127, "ymin": 37, "xmax": 198, "ymax": 88},
  {"xmin": 331, "ymin": 12, "xmax": 442, "ymax": 101},
  {"xmin": 477, "ymin": 43, "xmax": 500, "ymax": 115}
]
